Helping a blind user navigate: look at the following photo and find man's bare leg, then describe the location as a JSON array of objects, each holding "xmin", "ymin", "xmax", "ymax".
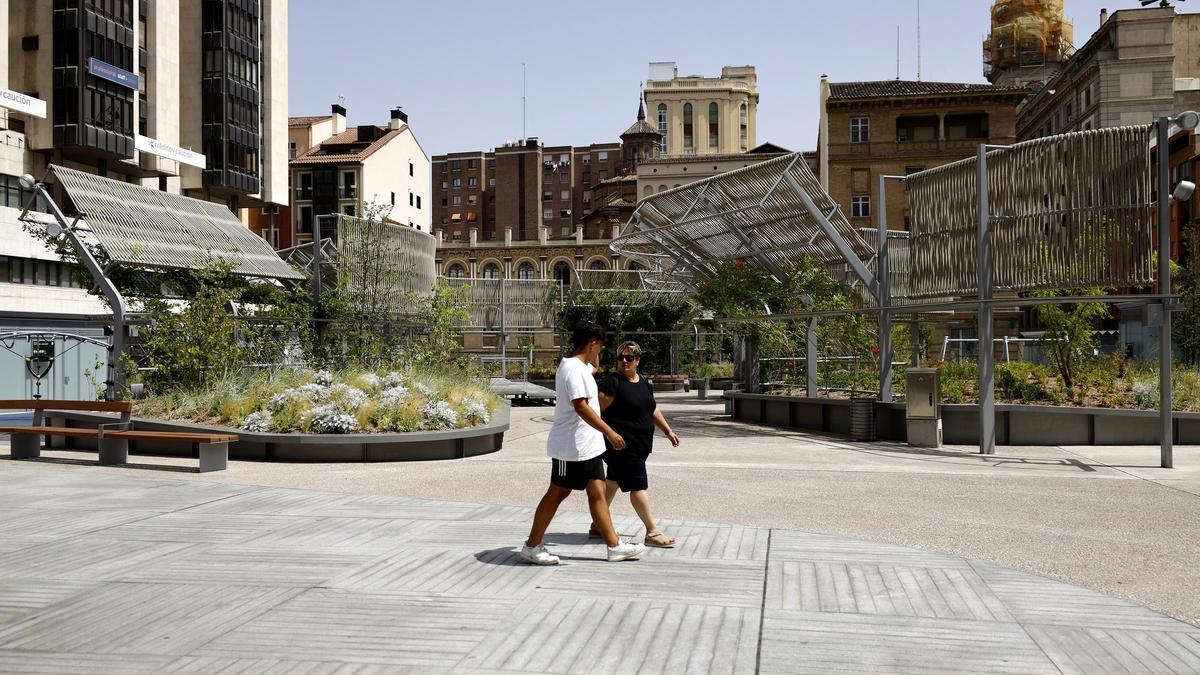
[
  {"xmin": 526, "ymin": 484, "xmax": 572, "ymax": 547},
  {"xmin": 585, "ymin": 480, "xmax": 620, "ymax": 547}
]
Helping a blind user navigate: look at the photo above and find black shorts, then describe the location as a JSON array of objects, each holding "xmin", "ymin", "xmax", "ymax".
[
  {"xmin": 602, "ymin": 449, "xmax": 648, "ymax": 492},
  {"xmin": 550, "ymin": 456, "xmax": 607, "ymax": 491}
]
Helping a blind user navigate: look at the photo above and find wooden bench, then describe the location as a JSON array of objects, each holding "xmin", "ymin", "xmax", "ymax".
[{"xmin": 0, "ymin": 400, "xmax": 236, "ymax": 472}]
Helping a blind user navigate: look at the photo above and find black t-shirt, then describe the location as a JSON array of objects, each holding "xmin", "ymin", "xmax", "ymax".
[{"xmin": 599, "ymin": 373, "xmax": 657, "ymax": 457}]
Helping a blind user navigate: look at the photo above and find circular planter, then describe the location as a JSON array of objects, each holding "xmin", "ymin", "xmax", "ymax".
[{"xmin": 45, "ymin": 404, "xmax": 511, "ymax": 462}]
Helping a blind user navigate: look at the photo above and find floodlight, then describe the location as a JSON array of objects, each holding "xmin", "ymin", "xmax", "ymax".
[
  {"xmin": 45, "ymin": 222, "xmax": 63, "ymax": 237},
  {"xmin": 1177, "ymin": 111, "xmax": 1200, "ymax": 131},
  {"xmin": 18, "ymin": 174, "xmax": 36, "ymax": 190},
  {"xmin": 1173, "ymin": 180, "xmax": 1196, "ymax": 201}
]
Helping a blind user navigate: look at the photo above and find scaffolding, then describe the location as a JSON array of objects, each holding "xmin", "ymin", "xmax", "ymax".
[{"xmin": 983, "ymin": 0, "xmax": 1074, "ymax": 80}]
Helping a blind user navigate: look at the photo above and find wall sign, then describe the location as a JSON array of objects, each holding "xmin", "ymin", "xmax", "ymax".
[
  {"xmin": 0, "ymin": 89, "xmax": 47, "ymax": 118},
  {"xmin": 88, "ymin": 58, "xmax": 140, "ymax": 90},
  {"xmin": 135, "ymin": 135, "xmax": 207, "ymax": 169}
]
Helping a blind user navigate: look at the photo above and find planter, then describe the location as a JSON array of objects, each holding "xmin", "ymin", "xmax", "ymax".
[
  {"xmin": 43, "ymin": 404, "xmax": 511, "ymax": 462},
  {"xmin": 723, "ymin": 392, "xmax": 1200, "ymax": 446}
]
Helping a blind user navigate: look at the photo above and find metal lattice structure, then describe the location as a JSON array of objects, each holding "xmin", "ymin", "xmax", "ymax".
[
  {"xmin": 611, "ymin": 153, "xmax": 879, "ymax": 295},
  {"xmin": 446, "ymin": 278, "xmax": 564, "ymax": 330},
  {"xmin": 50, "ymin": 165, "xmax": 303, "ymax": 280},
  {"xmin": 905, "ymin": 126, "xmax": 1156, "ymax": 299},
  {"xmin": 571, "ymin": 269, "xmax": 689, "ymax": 305},
  {"xmin": 336, "ymin": 215, "xmax": 438, "ymax": 306}
]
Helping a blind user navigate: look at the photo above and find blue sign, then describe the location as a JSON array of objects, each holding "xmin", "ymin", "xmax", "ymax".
[{"xmin": 88, "ymin": 58, "xmax": 140, "ymax": 91}]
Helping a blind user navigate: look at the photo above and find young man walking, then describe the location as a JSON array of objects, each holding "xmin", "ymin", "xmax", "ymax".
[{"xmin": 520, "ymin": 322, "xmax": 646, "ymax": 565}]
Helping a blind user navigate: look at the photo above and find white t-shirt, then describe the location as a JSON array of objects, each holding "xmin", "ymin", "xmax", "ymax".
[{"xmin": 547, "ymin": 356, "xmax": 605, "ymax": 461}]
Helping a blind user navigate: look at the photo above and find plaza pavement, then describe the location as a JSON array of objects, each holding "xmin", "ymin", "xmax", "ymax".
[{"xmin": 1, "ymin": 393, "xmax": 1199, "ymax": 672}]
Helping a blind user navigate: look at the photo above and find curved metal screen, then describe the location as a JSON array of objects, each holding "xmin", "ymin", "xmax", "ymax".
[
  {"xmin": 904, "ymin": 125, "xmax": 1155, "ymax": 299},
  {"xmin": 50, "ymin": 164, "xmax": 303, "ymax": 280}
]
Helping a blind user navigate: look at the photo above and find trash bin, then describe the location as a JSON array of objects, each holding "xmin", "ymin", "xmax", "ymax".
[{"xmin": 849, "ymin": 396, "xmax": 876, "ymax": 441}]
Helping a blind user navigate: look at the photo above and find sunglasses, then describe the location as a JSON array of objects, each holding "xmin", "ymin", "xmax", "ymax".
[{"xmin": 618, "ymin": 354, "xmax": 640, "ymax": 362}]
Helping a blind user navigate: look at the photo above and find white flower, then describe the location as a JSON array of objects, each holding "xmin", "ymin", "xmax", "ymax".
[
  {"xmin": 378, "ymin": 385, "xmax": 409, "ymax": 409},
  {"xmin": 422, "ymin": 399, "xmax": 458, "ymax": 429},
  {"xmin": 313, "ymin": 369, "xmax": 334, "ymax": 386},
  {"xmin": 1132, "ymin": 380, "xmax": 1158, "ymax": 407},
  {"xmin": 241, "ymin": 410, "xmax": 273, "ymax": 432},
  {"xmin": 382, "ymin": 371, "xmax": 406, "ymax": 388},
  {"xmin": 464, "ymin": 401, "xmax": 490, "ymax": 425},
  {"xmin": 411, "ymin": 381, "xmax": 435, "ymax": 399},
  {"xmin": 356, "ymin": 373, "xmax": 382, "ymax": 391},
  {"xmin": 306, "ymin": 404, "xmax": 360, "ymax": 433},
  {"xmin": 269, "ymin": 383, "xmax": 329, "ymax": 411},
  {"xmin": 329, "ymin": 384, "xmax": 368, "ymax": 412}
]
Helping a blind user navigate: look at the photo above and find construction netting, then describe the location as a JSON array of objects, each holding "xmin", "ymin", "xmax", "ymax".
[{"xmin": 983, "ymin": 0, "xmax": 1074, "ymax": 77}]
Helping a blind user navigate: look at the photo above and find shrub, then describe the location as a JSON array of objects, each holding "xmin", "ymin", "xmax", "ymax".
[
  {"xmin": 939, "ymin": 361, "xmax": 978, "ymax": 404},
  {"xmin": 995, "ymin": 362, "xmax": 1050, "ymax": 403},
  {"xmin": 241, "ymin": 410, "xmax": 272, "ymax": 432}
]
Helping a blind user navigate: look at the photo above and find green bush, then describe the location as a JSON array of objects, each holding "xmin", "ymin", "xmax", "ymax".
[
  {"xmin": 995, "ymin": 362, "xmax": 1051, "ymax": 403},
  {"xmin": 939, "ymin": 361, "xmax": 978, "ymax": 404}
]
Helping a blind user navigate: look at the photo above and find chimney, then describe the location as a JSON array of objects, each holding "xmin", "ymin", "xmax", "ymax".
[
  {"xmin": 389, "ymin": 107, "xmax": 408, "ymax": 130},
  {"xmin": 1100, "ymin": 8, "xmax": 1108, "ymax": 25},
  {"xmin": 331, "ymin": 103, "xmax": 347, "ymax": 134}
]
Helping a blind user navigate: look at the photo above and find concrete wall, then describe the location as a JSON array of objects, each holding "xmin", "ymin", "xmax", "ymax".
[
  {"xmin": 726, "ymin": 393, "xmax": 1200, "ymax": 446},
  {"xmin": 260, "ymin": 0, "xmax": 287, "ymax": 208}
]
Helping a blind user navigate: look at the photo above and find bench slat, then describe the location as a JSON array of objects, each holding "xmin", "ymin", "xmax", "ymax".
[
  {"xmin": 107, "ymin": 430, "xmax": 238, "ymax": 443},
  {"xmin": 0, "ymin": 426, "xmax": 103, "ymax": 437},
  {"xmin": 0, "ymin": 400, "xmax": 133, "ymax": 413}
]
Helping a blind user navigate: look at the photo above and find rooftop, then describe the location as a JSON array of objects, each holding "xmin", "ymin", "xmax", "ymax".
[
  {"xmin": 291, "ymin": 125, "xmax": 406, "ymax": 166},
  {"xmin": 827, "ymin": 80, "xmax": 1026, "ymax": 100},
  {"xmin": 288, "ymin": 114, "xmax": 333, "ymax": 127}
]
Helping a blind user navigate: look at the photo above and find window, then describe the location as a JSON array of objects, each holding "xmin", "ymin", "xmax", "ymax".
[
  {"xmin": 343, "ymin": 205, "xmax": 355, "ymax": 216},
  {"xmin": 543, "ymin": 191, "xmax": 552, "ymax": 202},
  {"xmin": 683, "ymin": 103, "xmax": 694, "ymax": 153},
  {"xmin": 452, "ymin": 178, "xmax": 462, "ymax": 188},
  {"xmin": 288, "ymin": 140, "xmax": 297, "ymax": 160},
  {"xmin": 409, "ymin": 192, "xmax": 413, "ymax": 206},
  {"xmin": 560, "ymin": 172, "xmax": 569, "ymax": 184},
  {"xmin": 851, "ymin": 117, "xmax": 869, "ymax": 144},
  {"xmin": 447, "ymin": 264, "xmax": 465, "ymax": 279},
  {"xmin": 298, "ymin": 173, "xmax": 313, "ymax": 200},
  {"xmin": 298, "ymin": 206, "xmax": 313, "ymax": 233},
  {"xmin": 582, "ymin": 172, "xmax": 591, "ymax": 185},
  {"xmin": 488, "ymin": 177, "xmax": 496, "ymax": 187},
  {"xmin": 598, "ymin": 151, "xmax": 608, "ymax": 161},
  {"xmin": 708, "ymin": 102, "xmax": 719, "ymax": 152},
  {"xmin": 341, "ymin": 172, "xmax": 356, "ymax": 198},
  {"xmin": 658, "ymin": 103, "xmax": 669, "ymax": 152},
  {"xmin": 441, "ymin": 163, "xmax": 447, "ymax": 173},
  {"xmin": 441, "ymin": 180, "xmax": 448, "ymax": 189},
  {"xmin": 560, "ymin": 190, "xmax": 570, "ymax": 201},
  {"xmin": 560, "ymin": 208, "xmax": 570, "ymax": 218},
  {"xmin": 599, "ymin": 170, "xmax": 608, "ymax": 180},
  {"xmin": 452, "ymin": 195, "xmax": 462, "ymax": 205},
  {"xmin": 740, "ymin": 103, "xmax": 748, "ymax": 152},
  {"xmin": 1065, "ymin": 103, "xmax": 1073, "ymax": 121},
  {"xmin": 904, "ymin": 166, "xmax": 926, "ymax": 175},
  {"xmin": 897, "ymin": 115, "xmax": 939, "ymax": 142},
  {"xmin": 583, "ymin": 190, "xmax": 592, "ymax": 203},
  {"xmin": 517, "ymin": 262, "xmax": 535, "ymax": 279},
  {"xmin": 851, "ymin": 195, "xmax": 870, "ymax": 219},
  {"xmin": 589, "ymin": 260, "xmax": 607, "ymax": 270},
  {"xmin": 451, "ymin": 159, "xmax": 461, "ymax": 170},
  {"xmin": 468, "ymin": 177, "xmax": 478, "ymax": 188},
  {"xmin": 553, "ymin": 261, "xmax": 572, "ymax": 285},
  {"xmin": 416, "ymin": 196, "xmax": 421, "ymax": 209},
  {"xmin": 582, "ymin": 154, "xmax": 591, "ymax": 164},
  {"xmin": 544, "ymin": 209, "xmax": 553, "ymax": 220},
  {"xmin": 409, "ymin": 161, "xmax": 414, "ymax": 176},
  {"xmin": 468, "ymin": 159, "xmax": 477, "ymax": 169},
  {"xmin": 468, "ymin": 195, "xmax": 477, "ymax": 205},
  {"xmin": 392, "ymin": 192, "xmax": 396, "ymax": 205},
  {"xmin": 482, "ymin": 263, "xmax": 500, "ymax": 279}
]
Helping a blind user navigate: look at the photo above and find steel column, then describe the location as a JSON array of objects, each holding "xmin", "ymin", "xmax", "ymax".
[
  {"xmin": 784, "ymin": 173, "xmax": 880, "ymax": 298},
  {"xmin": 977, "ymin": 144, "xmax": 996, "ymax": 455},
  {"xmin": 806, "ymin": 317, "xmax": 818, "ymax": 398},
  {"xmin": 1157, "ymin": 118, "xmax": 1174, "ymax": 468},
  {"xmin": 877, "ymin": 174, "xmax": 893, "ymax": 402}
]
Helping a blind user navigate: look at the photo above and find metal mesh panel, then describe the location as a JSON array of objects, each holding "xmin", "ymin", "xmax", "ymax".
[
  {"xmin": 336, "ymin": 215, "xmax": 437, "ymax": 306},
  {"xmin": 50, "ymin": 165, "xmax": 303, "ymax": 280},
  {"xmin": 611, "ymin": 153, "xmax": 876, "ymax": 284},
  {"xmin": 445, "ymin": 278, "xmax": 563, "ymax": 329},
  {"xmin": 904, "ymin": 126, "xmax": 1155, "ymax": 299}
]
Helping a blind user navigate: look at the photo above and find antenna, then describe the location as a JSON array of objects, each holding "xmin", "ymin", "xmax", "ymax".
[
  {"xmin": 916, "ymin": 0, "xmax": 922, "ymax": 81},
  {"xmin": 521, "ymin": 62, "xmax": 527, "ymax": 143},
  {"xmin": 896, "ymin": 26, "xmax": 901, "ymax": 80}
]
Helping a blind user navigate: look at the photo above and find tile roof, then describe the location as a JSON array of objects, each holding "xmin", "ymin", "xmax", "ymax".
[
  {"xmin": 621, "ymin": 119, "xmax": 662, "ymax": 138},
  {"xmin": 288, "ymin": 114, "xmax": 333, "ymax": 127},
  {"xmin": 827, "ymin": 80, "xmax": 1026, "ymax": 100},
  {"xmin": 291, "ymin": 126, "xmax": 405, "ymax": 165}
]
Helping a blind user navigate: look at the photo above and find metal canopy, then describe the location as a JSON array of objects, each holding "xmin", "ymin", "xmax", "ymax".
[
  {"xmin": 50, "ymin": 165, "xmax": 303, "ymax": 280},
  {"xmin": 610, "ymin": 153, "xmax": 878, "ymax": 293}
]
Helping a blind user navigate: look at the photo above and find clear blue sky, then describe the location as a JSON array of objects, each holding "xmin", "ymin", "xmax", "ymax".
[{"xmin": 289, "ymin": 0, "xmax": 1127, "ymax": 156}]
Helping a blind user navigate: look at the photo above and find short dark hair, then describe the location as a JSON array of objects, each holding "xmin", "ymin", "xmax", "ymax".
[{"xmin": 571, "ymin": 321, "xmax": 607, "ymax": 352}]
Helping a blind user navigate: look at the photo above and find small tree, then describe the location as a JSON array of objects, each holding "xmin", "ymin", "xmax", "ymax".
[{"xmin": 1032, "ymin": 288, "xmax": 1109, "ymax": 392}]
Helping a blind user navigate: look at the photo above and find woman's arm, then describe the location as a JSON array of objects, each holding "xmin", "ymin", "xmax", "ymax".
[
  {"xmin": 599, "ymin": 391, "xmax": 615, "ymax": 411},
  {"xmin": 652, "ymin": 408, "xmax": 680, "ymax": 447}
]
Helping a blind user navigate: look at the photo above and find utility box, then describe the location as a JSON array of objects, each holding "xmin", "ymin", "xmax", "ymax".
[{"xmin": 906, "ymin": 368, "xmax": 942, "ymax": 448}]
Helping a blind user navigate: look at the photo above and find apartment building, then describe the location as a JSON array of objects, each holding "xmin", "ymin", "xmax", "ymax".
[{"xmin": 643, "ymin": 62, "xmax": 758, "ymax": 157}]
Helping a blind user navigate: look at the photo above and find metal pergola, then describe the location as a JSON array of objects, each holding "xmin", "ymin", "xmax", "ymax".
[{"xmin": 614, "ymin": 122, "xmax": 1188, "ymax": 468}]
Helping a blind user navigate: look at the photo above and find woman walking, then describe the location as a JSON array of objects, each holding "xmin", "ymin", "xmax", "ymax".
[{"xmin": 593, "ymin": 341, "xmax": 681, "ymax": 548}]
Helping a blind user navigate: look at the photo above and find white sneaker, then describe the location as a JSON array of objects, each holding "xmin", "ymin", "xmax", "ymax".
[
  {"xmin": 607, "ymin": 541, "xmax": 646, "ymax": 562},
  {"xmin": 519, "ymin": 543, "xmax": 560, "ymax": 566}
]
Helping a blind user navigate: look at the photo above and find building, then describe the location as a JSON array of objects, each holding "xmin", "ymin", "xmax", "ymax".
[
  {"xmin": 636, "ymin": 142, "xmax": 796, "ymax": 201},
  {"xmin": 249, "ymin": 104, "xmax": 430, "ymax": 249},
  {"xmin": 818, "ymin": 78, "xmax": 1026, "ymax": 232},
  {"xmin": 1016, "ymin": 6, "xmax": 1200, "ymax": 141},
  {"xmin": 0, "ymin": 0, "xmax": 287, "ymax": 398},
  {"xmin": 432, "ymin": 140, "xmax": 623, "ymax": 244},
  {"xmin": 983, "ymin": 0, "xmax": 1073, "ymax": 88},
  {"xmin": 643, "ymin": 62, "xmax": 758, "ymax": 157}
]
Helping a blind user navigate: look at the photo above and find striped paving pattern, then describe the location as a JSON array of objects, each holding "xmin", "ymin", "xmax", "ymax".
[{"xmin": 1, "ymin": 461, "xmax": 1198, "ymax": 673}]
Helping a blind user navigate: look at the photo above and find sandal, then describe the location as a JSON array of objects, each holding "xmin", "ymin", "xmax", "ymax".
[{"xmin": 644, "ymin": 531, "xmax": 676, "ymax": 548}]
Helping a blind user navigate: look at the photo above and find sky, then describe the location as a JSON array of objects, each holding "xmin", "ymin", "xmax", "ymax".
[{"xmin": 288, "ymin": 0, "xmax": 1130, "ymax": 157}]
